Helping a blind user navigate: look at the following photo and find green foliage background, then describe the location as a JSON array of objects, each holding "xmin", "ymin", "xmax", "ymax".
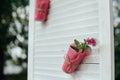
[
  {"xmin": 0, "ymin": 0, "xmax": 120, "ymax": 80},
  {"xmin": 115, "ymin": 23, "xmax": 120, "ymax": 80},
  {"xmin": 0, "ymin": 0, "xmax": 28, "ymax": 80}
]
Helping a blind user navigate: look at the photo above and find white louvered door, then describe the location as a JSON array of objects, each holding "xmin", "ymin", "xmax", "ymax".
[{"xmin": 28, "ymin": 0, "xmax": 114, "ymax": 80}]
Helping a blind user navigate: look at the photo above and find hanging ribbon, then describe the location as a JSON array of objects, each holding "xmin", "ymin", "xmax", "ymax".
[{"xmin": 64, "ymin": 55, "xmax": 80, "ymax": 73}]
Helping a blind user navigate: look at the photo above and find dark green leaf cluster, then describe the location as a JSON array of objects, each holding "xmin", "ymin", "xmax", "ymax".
[{"xmin": 70, "ymin": 39, "xmax": 90, "ymax": 53}]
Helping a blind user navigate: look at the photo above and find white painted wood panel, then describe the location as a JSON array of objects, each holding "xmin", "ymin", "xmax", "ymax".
[{"xmin": 28, "ymin": 0, "xmax": 114, "ymax": 80}]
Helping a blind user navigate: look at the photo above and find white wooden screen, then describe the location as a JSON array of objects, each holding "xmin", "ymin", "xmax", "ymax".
[{"xmin": 28, "ymin": 0, "xmax": 114, "ymax": 80}]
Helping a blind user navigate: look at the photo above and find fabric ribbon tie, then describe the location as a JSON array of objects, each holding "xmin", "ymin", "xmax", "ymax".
[
  {"xmin": 36, "ymin": 8, "xmax": 47, "ymax": 12},
  {"xmin": 36, "ymin": 2, "xmax": 48, "ymax": 12},
  {"xmin": 64, "ymin": 55, "xmax": 80, "ymax": 73}
]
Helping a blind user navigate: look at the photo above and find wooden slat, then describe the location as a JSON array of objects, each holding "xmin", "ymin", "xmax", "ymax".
[
  {"xmin": 34, "ymin": 64, "xmax": 99, "ymax": 73},
  {"xmin": 35, "ymin": 17, "xmax": 99, "ymax": 30},
  {"xmin": 35, "ymin": 32, "xmax": 98, "ymax": 42},
  {"xmin": 38, "ymin": 17, "xmax": 99, "ymax": 29},
  {"xmin": 35, "ymin": 25, "xmax": 98, "ymax": 38},
  {"xmin": 34, "ymin": 55, "xmax": 99, "ymax": 64},
  {"xmin": 34, "ymin": 47, "xmax": 99, "ymax": 56},
  {"xmin": 50, "ymin": 8, "xmax": 98, "ymax": 22},
  {"xmin": 34, "ymin": 72, "xmax": 99, "ymax": 80},
  {"xmin": 34, "ymin": 43, "xmax": 99, "ymax": 51},
  {"xmin": 36, "ymin": 24, "xmax": 98, "ymax": 34},
  {"xmin": 34, "ymin": 75, "xmax": 70, "ymax": 80},
  {"xmin": 34, "ymin": 33, "xmax": 99, "ymax": 45},
  {"xmin": 50, "ymin": 0, "xmax": 98, "ymax": 16},
  {"xmin": 71, "ymin": 72, "xmax": 100, "ymax": 80}
]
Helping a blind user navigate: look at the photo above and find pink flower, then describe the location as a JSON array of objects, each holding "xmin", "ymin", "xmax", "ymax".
[{"xmin": 86, "ymin": 38, "xmax": 96, "ymax": 46}]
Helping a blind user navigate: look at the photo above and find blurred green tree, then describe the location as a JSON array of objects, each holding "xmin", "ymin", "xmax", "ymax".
[
  {"xmin": 113, "ymin": 0, "xmax": 120, "ymax": 80},
  {"xmin": 0, "ymin": 0, "xmax": 28, "ymax": 80},
  {"xmin": 115, "ymin": 23, "xmax": 120, "ymax": 80}
]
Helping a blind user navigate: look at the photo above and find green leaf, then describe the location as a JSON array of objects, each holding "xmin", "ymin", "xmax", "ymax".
[
  {"xmin": 70, "ymin": 45, "xmax": 79, "ymax": 52},
  {"xmin": 74, "ymin": 39, "xmax": 80, "ymax": 46}
]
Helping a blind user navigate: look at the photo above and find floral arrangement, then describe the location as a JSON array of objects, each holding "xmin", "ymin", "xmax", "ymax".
[
  {"xmin": 35, "ymin": 0, "xmax": 50, "ymax": 21},
  {"xmin": 62, "ymin": 38, "xmax": 96, "ymax": 74}
]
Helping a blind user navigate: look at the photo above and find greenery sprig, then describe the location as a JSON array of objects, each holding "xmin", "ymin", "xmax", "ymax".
[{"xmin": 70, "ymin": 38, "xmax": 96, "ymax": 53}]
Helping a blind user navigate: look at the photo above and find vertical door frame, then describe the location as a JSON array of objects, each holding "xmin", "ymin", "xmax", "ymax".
[
  {"xmin": 28, "ymin": 0, "xmax": 35, "ymax": 80},
  {"xmin": 99, "ymin": 0, "xmax": 114, "ymax": 80}
]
